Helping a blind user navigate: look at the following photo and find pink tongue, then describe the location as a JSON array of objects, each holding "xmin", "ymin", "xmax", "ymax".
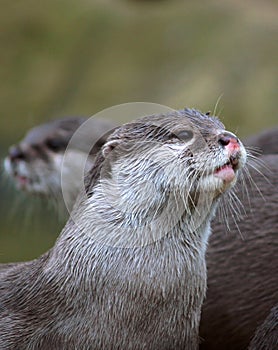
[{"xmin": 214, "ymin": 165, "xmax": 235, "ymax": 182}]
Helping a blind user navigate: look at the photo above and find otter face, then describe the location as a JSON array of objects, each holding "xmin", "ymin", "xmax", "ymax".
[
  {"xmin": 4, "ymin": 134, "xmax": 65, "ymax": 195},
  {"xmin": 82, "ymin": 109, "xmax": 246, "ymax": 247},
  {"xmin": 4, "ymin": 117, "xmax": 88, "ymax": 197},
  {"xmin": 99, "ymin": 108, "xmax": 246, "ymax": 200}
]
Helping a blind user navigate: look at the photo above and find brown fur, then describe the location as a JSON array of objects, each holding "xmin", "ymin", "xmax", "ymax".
[
  {"xmin": 200, "ymin": 152, "xmax": 278, "ymax": 349},
  {"xmin": 248, "ymin": 305, "xmax": 278, "ymax": 350}
]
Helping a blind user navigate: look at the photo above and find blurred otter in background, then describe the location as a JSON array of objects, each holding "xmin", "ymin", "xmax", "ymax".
[
  {"xmin": 3, "ymin": 116, "xmax": 278, "ymax": 349},
  {"xmin": 4, "ymin": 116, "xmax": 116, "ymax": 212}
]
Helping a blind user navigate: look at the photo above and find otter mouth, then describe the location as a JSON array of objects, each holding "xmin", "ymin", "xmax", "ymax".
[
  {"xmin": 5, "ymin": 158, "xmax": 33, "ymax": 190},
  {"xmin": 13, "ymin": 171, "xmax": 31, "ymax": 189},
  {"xmin": 214, "ymin": 156, "xmax": 239, "ymax": 183}
]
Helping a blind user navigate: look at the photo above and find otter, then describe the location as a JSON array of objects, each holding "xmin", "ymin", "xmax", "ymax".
[
  {"xmin": 4, "ymin": 116, "xmax": 115, "ymax": 210},
  {"xmin": 4, "ymin": 116, "xmax": 277, "ymax": 348},
  {"xmin": 0, "ymin": 109, "xmax": 246, "ymax": 349},
  {"xmin": 200, "ymin": 153, "xmax": 278, "ymax": 350}
]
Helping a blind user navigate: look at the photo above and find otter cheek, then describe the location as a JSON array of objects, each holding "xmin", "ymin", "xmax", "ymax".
[{"xmin": 214, "ymin": 165, "xmax": 235, "ymax": 183}]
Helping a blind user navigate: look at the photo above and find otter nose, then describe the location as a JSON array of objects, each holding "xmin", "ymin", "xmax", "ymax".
[
  {"xmin": 218, "ymin": 132, "xmax": 239, "ymax": 147},
  {"xmin": 9, "ymin": 145, "xmax": 26, "ymax": 161}
]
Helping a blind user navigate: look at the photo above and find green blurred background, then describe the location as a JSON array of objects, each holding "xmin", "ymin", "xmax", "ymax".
[{"xmin": 0, "ymin": 0, "xmax": 277, "ymax": 262}]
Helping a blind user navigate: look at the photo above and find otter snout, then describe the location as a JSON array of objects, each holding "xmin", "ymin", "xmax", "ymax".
[
  {"xmin": 218, "ymin": 132, "xmax": 240, "ymax": 151},
  {"xmin": 214, "ymin": 131, "xmax": 246, "ymax": 185},
  {"xmin": 218, "ymin": 131, "xmax": 245, "ymax": 169}
]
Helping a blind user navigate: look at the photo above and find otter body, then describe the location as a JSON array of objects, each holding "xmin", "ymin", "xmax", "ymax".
[
  {"xmin": 200, "ymin": 153, "xmax": 278, "ymax": 349},
  {"xmin": 1, "ymin": 230, "xmax": 206, "ymax": 349},
  {"xmin": 0, "ymin": 109, "xmax": 246, "ymax": 349}
]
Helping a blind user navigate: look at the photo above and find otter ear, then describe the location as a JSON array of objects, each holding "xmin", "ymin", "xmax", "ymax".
[{"xmin": 102, "ymin": 139, "xmax": 121, "ymax": 158}]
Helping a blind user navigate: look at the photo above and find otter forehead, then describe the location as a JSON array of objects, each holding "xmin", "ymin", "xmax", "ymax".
[{"xmin": 107, "ymin": 108, "xmax": 225, "ymax": 144}]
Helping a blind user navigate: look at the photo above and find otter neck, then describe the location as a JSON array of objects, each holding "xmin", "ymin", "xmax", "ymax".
[{"xmin": 67, "ymin": 176, "xmax": 217, "ymax": 251}]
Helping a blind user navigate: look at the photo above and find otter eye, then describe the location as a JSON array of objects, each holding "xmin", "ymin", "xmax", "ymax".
[
  {"xmin": 46, "ymin": 138, "xmax": 65, "ymax": 152},
  {"xmin": 172, "ymin": 130, "xmax": 194, "ymax": 142}
]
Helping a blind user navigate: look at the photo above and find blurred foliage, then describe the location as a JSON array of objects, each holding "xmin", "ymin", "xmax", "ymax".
[{"xmin": 0, "ymin": 0, "xmax": 277, "ymax": 262}]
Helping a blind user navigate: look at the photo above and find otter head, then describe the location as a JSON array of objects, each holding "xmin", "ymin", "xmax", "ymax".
[
  {"xmin": 4, "ymin": 117, "xmax": 115, "ymax": 210},
  {"xmin": 4, "ymin": 118, "xmax": 88, "ymax": 196},
  {"xmin": 80, "ymin": 108, "xmax": 247, "ymax": 248}
]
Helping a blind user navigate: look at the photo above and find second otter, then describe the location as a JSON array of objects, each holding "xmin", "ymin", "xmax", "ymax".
[{"xmin": 4, "ymin": 116, "xmax": 115, "ymax": 211}]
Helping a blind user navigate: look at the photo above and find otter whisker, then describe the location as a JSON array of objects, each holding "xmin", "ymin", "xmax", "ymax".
[
  {"xmin": 246, "ymin": 158, "xmax": 271, "ymax": 183},
  {"xmin": 227, "ymin": 188, "xmax": 245, "ymax": 218},
  {"xmin": 222, "ymin": 192, "xmax": 244, "ymax": 238},
  {"xmin": 213, "ymin": 94, "xmax": 224, "ymax": 118},
  {"xmin": 217, "ymin": 197, "xmax": 231, "ymax": 231},
  {"xmin": 244, "ymin": 146, "xmax": 263, "ymax": 157},
  {"xmin": 242, "ymin": 166, "xmax": 266, "ymax": 201}
]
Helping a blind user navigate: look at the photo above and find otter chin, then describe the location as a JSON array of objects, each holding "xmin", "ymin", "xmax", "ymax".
[{"xmin": 0, "ymin": 108, "xmax": 246, "ymax": 350}]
